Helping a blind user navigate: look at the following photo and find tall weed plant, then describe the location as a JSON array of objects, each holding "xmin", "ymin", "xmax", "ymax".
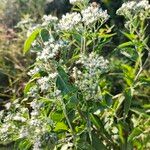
[{"xmin": 0, "ymin": 0, "xmax": 150, "ymax": 149}]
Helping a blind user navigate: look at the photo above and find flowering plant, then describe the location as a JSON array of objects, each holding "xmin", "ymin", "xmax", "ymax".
[{"xmin": 0, "ymin": 0, "xmax": 150, "ymax": 149}]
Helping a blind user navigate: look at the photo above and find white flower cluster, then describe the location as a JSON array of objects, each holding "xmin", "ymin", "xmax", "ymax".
[
  {"xmin": 19, "ymin": 127, "xmax": 29, "ymax": 138},
  {"xmin": 0, "ymin": 103, "xmax": 29, "ymax": 142},
  {"xmin": 77, "ymin": 52, "xmax": 109, "ymax": 75},
  {"xmin": 73, "ymin": 65, "xmax": 102, "ymax": 101},
  {"xmin": 70, "ymin": 0, "xmax": 84, "ymax": 4},
  {"xmin": 58, "ymin": 3, "xmax": 109, "ymax": 30},
  {"xmin": 27, "ymin": 86, "xmax": 39, "ymax": 97},
  {"xmin": 37, "ymin": 39, "xmax": 64, "ymax": 62},
  {"xmin": 0, "ymin": 123, "xmax": 11, "ymax": 134},
  {"xmin": 116, "ymin": 0, "xmax": 150, "ymax": 18},
  {"xmin": 37, "ymin": 76, "xmax": 50, "ymax": 92},
  {"xmin": 37, "ymin": 72, "xmax": 58, "ymax": 92},
  {"xmin": 42, "ymin": 15, "xmax": 58, "ymax": 26},
  {"xmin": 0, "ymin": 122, "xmax": 18, "ymax": 143},
  {"xmin": 58, "ymin": 12, "xmax": 82, "ymax": 30},
  {"xmin": 0, "ymin": 100, "xmax": 55, "ymax": 148},
  {"xmin": 5, "ymin": 102, "xmax": 11, "ymax": 110},
  {"xmin": 30, "ymin": 100, "xmax": 42, "ymax": 117},
  {"xmin": 74, "ymin": 52, "xmax": 109, "ymax": 101},
  {"xmin": 28, "ymin": 67, "xmax": 40, "ymax": 76},
  {"xmin": 13, "ymin": 113, "xmax": 26, "ymax": 122},
  {"xmin": 33, "ymin": 137, "xmax": 42, "ymax": 150},
  {"xmin": 81, "ymin": 4, "xmax": 109, "ymax": 25}
]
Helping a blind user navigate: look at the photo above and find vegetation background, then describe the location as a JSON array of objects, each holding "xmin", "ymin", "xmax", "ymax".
[
  {"xmin": 0, "ymin": 0, "xmax": 149, "ymax": 149},
  {"xmin": 0, "ymin": 0, "xmax": 125, "ymax": 105}
]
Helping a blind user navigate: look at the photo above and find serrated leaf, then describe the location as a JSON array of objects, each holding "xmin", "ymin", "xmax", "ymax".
[{"xmin": 23, "ymin": 27, "xmax": 41, "ymax": 54}]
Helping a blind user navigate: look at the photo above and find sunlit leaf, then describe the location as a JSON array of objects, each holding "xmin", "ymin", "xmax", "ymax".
[
  {"xmin": 121, "ymin": 31, "xmax": 137, "ymax": 41},
  {"xmin": 118, "ymin": 41, "xmax": 134, "ymax": 49},
  {"xmin": 54, "ymin": 122, "xmax": 68, "ymax": 131},
  {"xmin": 23, "ymin": 27, "xmax": 41, "ymax": 54}
]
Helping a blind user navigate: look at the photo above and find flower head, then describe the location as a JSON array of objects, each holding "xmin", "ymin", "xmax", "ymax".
[
  {"xmin": 58, "ymin": 12, "xmax": 81, "ymax": 30},
  {"xmin": 42, "ymin": 15, "xmax": 58, "ymax": 26},
  {"xmin": 37, "ymin": 39, "xmax": 65, "ymax": 62},
  {"xmin": 116, "ymin": 0, "xmax": 150, "ymax": 18},
  {"xmin": 37, "ymin": 76, "xmax": 51, "ymax": 91},
  {"xmin": 75, "ymin": 52, "xmax": 109, "ymax": 101},
  {"xmin": 70, "ymin": 0, "xmax": 84, "ymax": 4},
  {"xmin": 81, "ymin": 4, "xmax": 109, "ymax": 25}
]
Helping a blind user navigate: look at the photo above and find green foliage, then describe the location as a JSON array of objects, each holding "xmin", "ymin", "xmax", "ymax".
[
  {"xmin": 0, "ymin": 0, "xmax": 150, "ymax": 150},
  {"xmin": 24, "ymin": 27, "xmax": 41, "ymax": 54}
]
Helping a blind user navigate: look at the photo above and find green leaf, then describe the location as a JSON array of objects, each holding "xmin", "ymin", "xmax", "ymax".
[
  {"xmin": 99, "ymin": 33, "xmax": 116, "ymax": 38},
  {"xmin": 16, "ymin": 139, "xmax": 32, "ymax": 150},
  {"xmin": 143, "ymin": 104, "xmax": 150, "ymax": 109},
  {"xmin": 90, "ymin": 114, "xmax": 111, "ymax": 140},
  {"xmin": 128, "ymin": 127, "xmax": 142, "ymax": 142},
  {"xmin": 103, "ymin": 91, "xmax": 113, "ymax": 107},
  {"xmin": 51, "ymin": 112, "xmax": 64, "ymax": 122},
  {"xmin": 90, "ymin": 114, "xmax": 101, "ymax": 129},
  {"xmin": 124, "ymin": 88, "xmax": 133, "ymax": 118},
  {"xmin": 121, "ymin": 31, "xmax": 137, "ymax": 41},
  {"xmin": 73, "ymin": 33, "xmax": 81, "ymax": 44},
  {"xmin": 56, "ymin": 66, "xmax": 78, "ymax": 106},
  {"xmin": 118, "ymin": 123, "xmax": 125, "ymax": 144},
  {"xmin": 118, "ymin": 41, "xmax": 134, "ymax": 49},
  {"xmin": 54, "ymin": 122, "xmax": 68, "ymax": 131},
  {"xmin": 56, "ymin": 66, "xmax": 73, "ymax": 94},
  {"xmin": 24, "ymin": 75, "xmax": 40, "ymax": 94},
  {"xmin": 23, "ymin": 27, "xmax": 41, "ymax": 54},
  {"xmin": 40, "ymin": 28, "xmax": 49, "ymax": 42},
  {"xmin": 86, "ymin": 40, "xmax": 92, "ymax": 46},
  {"xmin": 121, "ymin": 51, "xmax": 132, "ymax": 58},
  {"xmin": 24, "ymin": 81, "xmax": 35, "ymax": 94},
  {"xmin": 92, "ymin": 131, "xmax": 107, "ymax": 150},
  {"xmin": 67, "ymin": 55, "xmax": 80, "ymax": 65},
  {"xmin": 120, "ymin": 47, "xmax": 138, "ymax": 61},
  {"xmin": 113, "ymin": 94, "xmax": 124, "ymax": 111},
  {"xmin": 139, "ymin": 77, "xmax": 150, "ymax": 86},
  {"xmin": 130, "ymin": 108, "xmax": 150, "ymax": 118},
  {"xmin": 121, "ymin": 64, "xmax": 134, "ymax": 86}
]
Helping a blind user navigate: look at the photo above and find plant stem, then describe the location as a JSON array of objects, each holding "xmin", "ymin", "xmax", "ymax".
[{"xmin": 61, "ymin": 99, "xmax": 76, "ymax": 146}]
